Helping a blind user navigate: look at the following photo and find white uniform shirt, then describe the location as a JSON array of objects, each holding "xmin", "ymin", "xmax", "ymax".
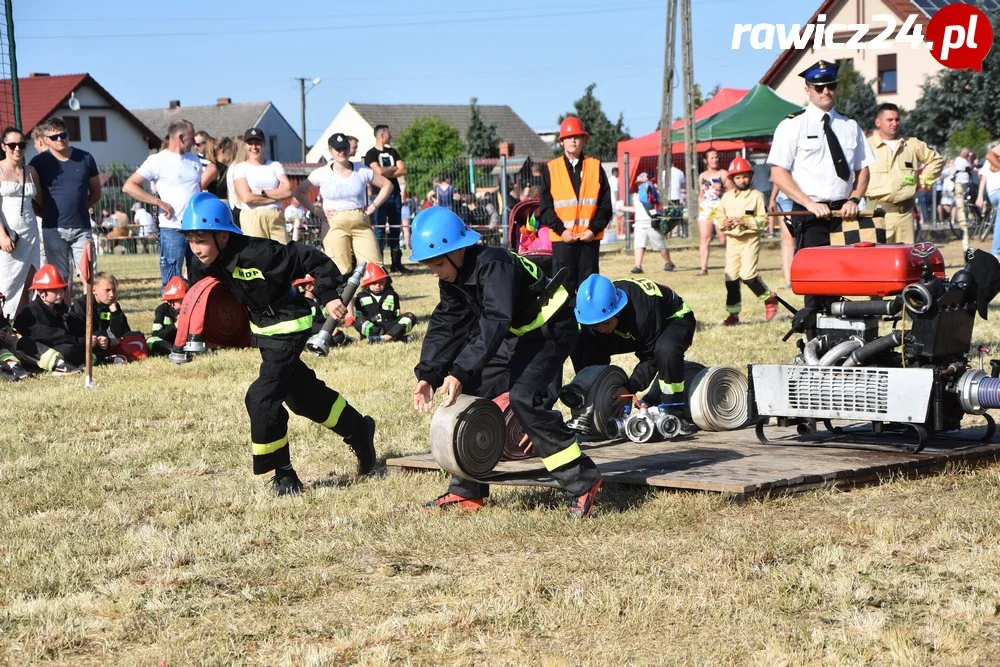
[{"xmin": 767, "ymin": 104, "xmax": 875, "ymax": 202}]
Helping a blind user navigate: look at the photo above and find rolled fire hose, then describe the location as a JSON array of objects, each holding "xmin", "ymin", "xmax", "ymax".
[
  {"xmin": 493, "ymin": 392, "xmax": 532, "ymax": 461},
  {"xmin": 559, "ymin": 365, "xmax": 629, "ymax": 437},
  {"xmin": 430, "ymin": 395, "xmax": 507, "ymax": 479},
  {"xmin": 173, "ymin": 277, "xmax": 251, "ymax": 352},
  {"xmin": 688, "ymin": 366, "xmax": 749, "ymax": 431}
]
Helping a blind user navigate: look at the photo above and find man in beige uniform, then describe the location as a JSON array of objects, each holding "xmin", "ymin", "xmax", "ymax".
[{"xmin": 865, "ymin": 103, "xmax": 943, "ymax": 244}]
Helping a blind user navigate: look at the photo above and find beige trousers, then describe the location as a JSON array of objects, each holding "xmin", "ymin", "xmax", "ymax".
[
  {"xmin": 724, "ymin": 232, "xmax": 760, "ymax": 281},
  {"xmin": 241, "ymin": 208, "xmax": 288, "ymax": 244},
  {"xmin": 323, "ymin": 209, "xmax": 382, "ymax": 274}
]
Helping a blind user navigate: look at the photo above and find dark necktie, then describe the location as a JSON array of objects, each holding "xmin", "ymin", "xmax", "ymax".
[{"xmin": 823, "ymin": 113, "xmax": 850, "ymax": 181}]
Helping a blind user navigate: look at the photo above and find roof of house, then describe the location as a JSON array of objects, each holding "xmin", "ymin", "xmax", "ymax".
[
  {"xmin": 349, "ymin": 103, "xmax": 554, "ymax": 158},
  {"xmin": 133, "ymin": 101, "xmax": 275, "ymax": 140},
  {"xmin": 0, "ymin": 72, "xmax": 159, "ymax": 144},
  {"xmin": 760, "ymin": 0, "xmax": 930, "ymax": 86}
]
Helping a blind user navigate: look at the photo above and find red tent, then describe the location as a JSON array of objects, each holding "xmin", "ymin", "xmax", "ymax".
[{"xmin": 616, "ymin": 88, "xmax": 770, "ymax": 195}]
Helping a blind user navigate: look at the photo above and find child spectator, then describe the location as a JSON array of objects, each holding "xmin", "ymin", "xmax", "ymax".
[
  {"xmin": 71, "ymin": 272, "xmax": 131, "ymax": 345},
  {"xmin": 146, "ymin": 276, "xmax": 187, "ymax": 356},
  {"xmin": 353, "ymin": 264, "xmax": 415, "ymax": 344},
  {"xmin": 294, "ymin": 275, "xmax": 355, "ymax": 345},
  {"xmin": 181, "ymin": 192, "xmax": 376, "ymax": 495},
  {"xmin": 14, "ymin": 264, "xmax": 100, "ymax": 369},
  {"xmin": 712, "ymin": 158, "xmax": 778, "ymax": 326},
  {"xmin": 0, "ymin": 291, "xmax": 31, "ymax": 379}
]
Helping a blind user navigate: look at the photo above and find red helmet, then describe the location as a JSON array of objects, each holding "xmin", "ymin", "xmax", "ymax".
[
  {"xmin": 163, "ymin": 276, "xmax": 188, "ymax": 302},
  {"xmin": 361, "ymin": 263, "xmax": 389, "ymax": 287},
  {"xmin": 728, "ymin": 156, "xmax": 753, "ymax": 177},
  {"xmin": 558, "ymin": 116, "xmax": 589, "ymax": 141},
  {"xmin": 293, "ymin": 275, "xmax": 315, "ymax": 289},
  {"xmin": 30, "ymin": 264, "xmax": 68, "ymax": 290}
]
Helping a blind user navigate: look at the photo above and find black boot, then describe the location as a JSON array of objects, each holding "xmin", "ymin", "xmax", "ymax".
[
  {"xmin": 390, "ymin": 248, "xmax": 410, "ymax": 274},
  {"xmin": 345, "ymin": 415, "xmax": 377, "ymax": 475},
  {"xmin": 271, "ymin": 467, "xmax": 304, "ymax": 496}
]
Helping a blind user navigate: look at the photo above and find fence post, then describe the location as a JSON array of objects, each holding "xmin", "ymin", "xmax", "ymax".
[
  {"xmin": 623, "ymin": 152, "xmax": 631, "ymax": 252},
  {"xmin": 500, "ymin": 156, "xmax": 508, "ymax": 248}
]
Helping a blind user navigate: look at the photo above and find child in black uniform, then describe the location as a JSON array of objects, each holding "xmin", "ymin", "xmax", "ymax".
[
  {"xmin": 410, "ymin": 207, "xmax": 603, "ymax": 519},
  {"xmin": 352, "ymin": 263, "xmax": 416, "ymax": 343},
  {"xmin": 294, "ymin": 274, "xmax": 355, "ymax": 345},
  {"xmin": 0, "ymin": 291, "xmax": 30, "ymax": 380},
  {"xmin": 147, "ymin": 276, "xmax": 187, "ymax": 356},
  {"xmin": 14, "ymin": 264, "xmax": 99, "ymax": 369},
  {"xmin": 70, "ymin": 272, "xmax": 131, "ymax": 357},
  {"xmin": 181, "ymin": 192, "xmax": 376, "ymax": 494}
]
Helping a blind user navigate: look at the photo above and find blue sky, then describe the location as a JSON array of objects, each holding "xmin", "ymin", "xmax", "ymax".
[{"xmin": 18, "ymin": 0, "xmax": 823, "ymax": 143}]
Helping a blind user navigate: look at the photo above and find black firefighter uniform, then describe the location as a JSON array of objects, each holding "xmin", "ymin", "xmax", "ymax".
[
  {"xmin": 195, "ymin": 235, "xmax": 368, "ymax": 474},
  {"xmin": 415, "ymin": 245, "xmax": 602, "ymax": 499}
]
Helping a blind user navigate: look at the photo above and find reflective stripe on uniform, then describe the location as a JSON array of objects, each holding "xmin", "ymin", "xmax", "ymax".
[
  {"xmin": 151, "ymin": 323, "xmax": 163, "ymax": 332},
  {"xmin": 540, "ymin": 442, "xmax": 583, "ymax": 471},
  {"xmin": 509, "ymin": 286, "xmax": 569, "ymax": 336},
  {"xmin": 233, "ymin": 267, "xmax": 265, "ymax": 281},
  {"xmin": 0, "ymin": 350, "xmax": 15, "ymax": 364},
  {"xmin": 100, "ymin": 312, "xmax": 111, "ymax": 321},
  {"xmin": 252, "ymin": 434, "xmax": 289, "ymax": 456},
  {"xmin": 658, "ymin": 379, "xmax": 685, "ymax": 395},
  {"xmin": 667, "ymin": 301, "xmax": 692, "ymax": 319},
  {"xmin": 39, "ymin": 348, "xmax": 60, "ymax": 372},
  {"xmin": 146, "ymin": 336, "xmax": 163, "ymax": 345},
  {"xmin": 552, "ymin": 198, "xmax": 578, "ymax": 208},
  {"xmin": 362, "ymin": 321, "xmax": 375, "ymax": 336},
  {"xmin": 398, "ymin": 316, "xmax": 413, "ymax": 333},
  {"xmin": 322, "ymin": 395, "xmax": 347, "ymax": 428},
  {"xmin": 249, "ymin": 313, "xmax": 313, "ymax": 336}
]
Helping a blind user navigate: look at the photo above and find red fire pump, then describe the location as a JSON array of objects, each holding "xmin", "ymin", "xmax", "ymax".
[{"xmin": 751, "ymin": 243, "xmax": 1000, "ymax": 452}]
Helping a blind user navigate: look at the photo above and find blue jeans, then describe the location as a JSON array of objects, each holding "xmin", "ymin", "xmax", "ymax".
[
  {"xmin": 372, "ymin": 192, "xmax": 402, "ymax": 256},
  {"xmin": 159, "ymin": 227, "xmax": 193, "ymax": 286},
  {"xmin": 42, "ymin": 227, "xmax": 93, "ymax": 289}
]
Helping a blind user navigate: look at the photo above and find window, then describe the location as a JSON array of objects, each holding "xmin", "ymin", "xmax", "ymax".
[
  {"xmin": 89, "ymin": 116, "xmax": 107, "ymax": 142},
  {"xmin": 878, "ymin": 54, "xmax": 897, "ymax": 94},
  {"xmin": 65, "ymin": 116, "xmax": 81, "ymax": 142},
  {"xmin": 269, "ymin": 136, "xmax": 278, "ymax": 160}
]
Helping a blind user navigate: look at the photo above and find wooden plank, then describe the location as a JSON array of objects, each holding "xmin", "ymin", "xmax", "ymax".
[{"xmin": 385, "ymin": 426, "xmax": 1000, "ymax": 497}]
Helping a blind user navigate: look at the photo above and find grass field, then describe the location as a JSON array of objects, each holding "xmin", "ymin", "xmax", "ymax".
[{"xmin": 4, "ymin": 238, "xmax": 1000, "ymax": 665}]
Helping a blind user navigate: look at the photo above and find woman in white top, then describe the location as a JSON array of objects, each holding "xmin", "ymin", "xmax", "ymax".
[
  {"xmin": 0, "ymin": 127, "xmax": 43, "ymax": 318},
  {"xmin": 232, "ymin": 127, "xmax": 293, "ymax": 243},
  {"xmin": 295, "ymin": 133, "xmax": 392, "ymax": 274}
]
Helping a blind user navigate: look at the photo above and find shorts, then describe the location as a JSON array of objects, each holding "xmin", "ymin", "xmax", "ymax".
[
  {"xmin": 634, "ymin": 223, "xmax": 666, "ymax": 251},
  {"xmin": 698, "ymin": 199, "xmax": 722, "ymax": 221}
]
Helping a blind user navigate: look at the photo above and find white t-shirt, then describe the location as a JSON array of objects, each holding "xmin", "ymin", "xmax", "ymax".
[
  {"xmin": 134, "ymin": 208, "xmax": 157, "ymax": 236},
  {"xmin": 136, "ymin": 150, "xmax": 203, "ymax": 229},
  {"xmin": 232, "ymin": 161, "xmax": 285, "ymax": 210},
  {"xmin": 631, "ymin": 192, "xmax": 652, "ymax": 226},
  {"xmin": 307, "ymin": 163, "xmax": 373, "ymax": 211},
  {"xmin": 953, "ymin": 156, "xmax": 971, "ymax": 185},
  {"xmin": 608, "ymin": 175, "xmax": 620, "ymax": 203},
  {"xmin": 669, "ymin": 167, "xmax": 685, "ymax": 201}
]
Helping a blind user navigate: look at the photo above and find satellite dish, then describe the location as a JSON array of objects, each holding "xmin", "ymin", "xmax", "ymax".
[{"xmin": 67, "ymin": 91, "xmax": 81, "ymax": 111}]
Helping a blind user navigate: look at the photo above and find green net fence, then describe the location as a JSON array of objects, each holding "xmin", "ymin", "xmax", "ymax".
[{"xmin": 0, "ymin": 0, "xmax": 19, "ymax": 129}]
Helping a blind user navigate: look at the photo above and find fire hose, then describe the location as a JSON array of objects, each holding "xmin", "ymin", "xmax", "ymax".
[
  {"xmin": 430, "ymin": 395, "xmax": 507, "ymax": 479},
  {"xmin": 306, "ymin": 262, "xmax": 367, "ymax": 356},
  {"xmin": 559, "ymin": 365, "xmax": 629, "ymax": 437},
  {"xmin": 688, "ymin": 366, "xmax": 750, "ymax": 431},
  {"xmin": 493, "ymin": 393, "xmax": 532, "ymax": 461},
  {"xmin": 171, "ymin": 277, "xmax": 252, "ymax": 362}
]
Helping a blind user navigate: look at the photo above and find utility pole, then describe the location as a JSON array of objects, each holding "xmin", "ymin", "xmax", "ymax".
[
  {"xmin": 295, "ymin": 76, "xmax": 323, "ymax": 162},
  {"xmin": 680, "ymin": 0, "xmax": 698, "ymax": 235},
  {"xmin": 657, "ymin": 0, "xmax": 678, "ymax": 198}
]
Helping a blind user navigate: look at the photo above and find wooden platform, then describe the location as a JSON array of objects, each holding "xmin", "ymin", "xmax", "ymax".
[{"xmin": 385, "ymin": 425, "xmax": 1000, "ymax": 498}]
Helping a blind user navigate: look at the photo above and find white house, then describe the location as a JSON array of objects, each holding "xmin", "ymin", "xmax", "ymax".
[{"xmin": 1, "ymin": 72, "xmax": 160, "ymax": 165}]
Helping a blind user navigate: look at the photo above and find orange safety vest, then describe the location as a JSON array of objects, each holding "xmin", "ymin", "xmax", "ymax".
[{"xmin": 547, "ymin": 156, "xmax": 604, "ymax": 242}]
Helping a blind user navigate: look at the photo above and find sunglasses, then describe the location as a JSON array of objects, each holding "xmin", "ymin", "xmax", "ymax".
[
  {"xmin": 810, "ymin": 83, "xmax": 838, "ymax": 92},
  {"xmin": 4, "ymin": 141, "xmax": 26, "ymax": 150},
  {"xmin": 47, "ymin": 132, "xmax": 69, "ymax": 141},
  {"xmin": 194, "ymin": 140, "xmax": 206, "ymax": 147}
]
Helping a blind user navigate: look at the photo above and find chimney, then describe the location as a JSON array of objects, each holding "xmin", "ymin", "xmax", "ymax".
[
  {"xmin": 168, "ymin": 100, "xmax": 181, "ymax": 109},
  {"xmin": 499, "ymin": 142, "xmax": 515, "ymax": 157},
  {"xmin": 216, "ymin": 97, "xmax": 232, "ymax": 106},
  {"xmin": 29, "ymin": 72, "xmax": 50, "ymax": 77}
]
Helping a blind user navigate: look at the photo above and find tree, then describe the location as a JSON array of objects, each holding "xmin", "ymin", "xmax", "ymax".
[
  {"xmin": 833, "ymin": 60, "xmax": 861, "ymax": 116},
  {"xmin": 904, "ymin": 12, "xmax": 1000, "ymax": 148},
  {"xmin": 948, "ymin": 119, "xmax": 992, "ymax": 157},
  {"xmin": 395, "ymin": 116, "xmax": 464, "ymax": 200},
  {"xmin": 842, "ymin": 76, "xmax": 879, "ymax": 132},
  {"xmin": 466, "ymin": 97, "xmax": 501, "ymax": 159},
  {"xmin": 558, "ymin": 83, "xmax": 630, "ymax": 160}
]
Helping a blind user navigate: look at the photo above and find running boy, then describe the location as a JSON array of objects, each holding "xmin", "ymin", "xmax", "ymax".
[
  {"xmin": 712, "ymin": 157, "xmax": 778, "ymax": 326},
  {"xmin": 410, "ymin": 207, "xmax": 603, "ymax": 519},
  {"xmin": 180, "ymin": 192, "xmax": 376, "ymax": 494}
]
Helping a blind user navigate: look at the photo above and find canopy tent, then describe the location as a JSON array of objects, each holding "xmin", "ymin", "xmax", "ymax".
[
  {"xmin": 670, "ymin": 88, "xmax": 747, "ymax": 130},
  {"xmin": 617, "ymin": 83, "xmax": 799, "ymax": 193}
]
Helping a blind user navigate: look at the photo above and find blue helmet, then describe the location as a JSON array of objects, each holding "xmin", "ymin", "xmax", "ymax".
[
  {"xmin": 575, "ymin": 274, "xmax": 628, "ymax": 325},
  {"xmin": 409, "ymin": 207, "xmax": 480, "ymax": 262},
  {"xmin": 180, "ymin": 192, "xmax": 242, "ymax": 235}
]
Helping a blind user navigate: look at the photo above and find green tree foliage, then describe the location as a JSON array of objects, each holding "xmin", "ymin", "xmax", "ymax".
[
  {"xmin": 395, "ymin": 117, "xmax": 465, "ymax": 199},
  {"xmin": 842, "ymin": 76, "xmax": 879, "ymax": 132},
  {"xmin": 904, "ymin": 13, "xmax": 1000, "ymax": 148},
  {"xmin": 947, "ymin": 119, "xmax": 992, "ymax": 157},
  {"xmin": 833, "ymin": 60, "xmax": 861, "ymax": 116},
  {"xmin": 558, "ymin": 83, "xmax": 630, "ymax": 161},
  {"xmin": 465, "ymin": 97, "xmax": 501, "ymax": 159}
]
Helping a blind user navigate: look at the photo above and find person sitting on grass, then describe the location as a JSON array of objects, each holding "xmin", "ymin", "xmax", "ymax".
[
  {"xmin": 181, "ymin": 192, "xmax": 376, "ymax": 495},
  {"xmin": 0, "ymin": 290, "xmax": 31, "ymax": 380},
  {"xmin": 352, "ymin": 263, "xmax": 416, "ymax": 344},
  {"xmin": 294, "ymin": 274, "xmax": 355, "ymax": 346},
  {"xmin": 146, "ymin": 276, "xmax": 188, "ymax": 357},
  {"xmin": 70, "ymin": 272, "xmax": 132, "ymax": 347},
  {"xmin": 410, "ymin": 206, "xmax": 603, "ymax": 519},
  {"xmin": 572, "ymin": 273, "xmax": 698, "ymax": 436},
  {"xmin": 14, "ymin": 264, "xmax": 120, "ymax": 369}
]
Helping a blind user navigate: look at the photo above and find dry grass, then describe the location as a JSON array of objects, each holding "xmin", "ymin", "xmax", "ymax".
[{"xmin": 4, "ymin": 238, "xmax": 1000, "ymax": 665}]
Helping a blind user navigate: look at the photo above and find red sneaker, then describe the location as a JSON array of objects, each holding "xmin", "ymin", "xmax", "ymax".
[
  {"xmin": 567, "ymin": 477, "xmax": 603, "ymax": 519},
  {"xmin": 764, "ymin": 293, "xmax": 779, "ymax": 321},
  {"xmin": 722, "ymin": 314, "xmax": 740, "ymax": 326},
  {"xmin": 421, "ymin": 493, "xmax": 484, "ymax": 512}
]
